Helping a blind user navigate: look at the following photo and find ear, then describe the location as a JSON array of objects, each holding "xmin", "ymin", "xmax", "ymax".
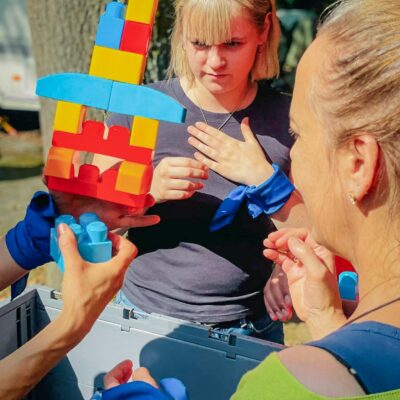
[
  {"xmin": 341, "ymin": 134, "xmax": 380, "ymax": 202},
  {"xmin": 259, "ymin": 12, "xmax": 271, "ymax": 44}
]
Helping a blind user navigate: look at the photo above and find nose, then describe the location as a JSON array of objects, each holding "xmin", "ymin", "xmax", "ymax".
[{"xmin": 206, "ymin": 46, "xmax": 226, "ymax": 69}]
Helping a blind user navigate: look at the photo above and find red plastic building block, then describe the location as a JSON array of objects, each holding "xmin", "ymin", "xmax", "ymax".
[
  {"xmin": 120, "ymin": 21, "xmax": 153, "ymax": 55},
  {"xmin": 47, "ymin": 164, "xmax": 155, "ymax": 208},
  {"xmin": 52, "ymin": 120, "xmax": 153, "ymax": 164}
]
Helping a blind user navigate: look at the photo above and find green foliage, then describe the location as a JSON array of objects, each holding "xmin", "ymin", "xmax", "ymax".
[{"xmin": 144, "ymin": 1, "xmax": 174, "ymax": 83}]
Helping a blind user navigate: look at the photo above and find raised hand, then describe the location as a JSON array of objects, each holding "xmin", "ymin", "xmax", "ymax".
[
  {"xmin": 150, "ymin": 157, "xmax": 208, "ymax": 203},
  {"xmin": 264, "ymin": 228, "xmax": 346, "ymax": 339},
  {"xmin": 187, "ymin": 118, "xmax": 273, "ymax": 186}
]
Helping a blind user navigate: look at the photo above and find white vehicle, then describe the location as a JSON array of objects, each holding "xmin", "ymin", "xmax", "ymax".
[{"xmin": 0, "ymin": 0, "xmax": 39, "ymax": 112}]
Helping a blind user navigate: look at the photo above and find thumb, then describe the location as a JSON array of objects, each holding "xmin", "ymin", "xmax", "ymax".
[
  {"xmin": 240, "ymin": 117, "xmax": 257, "ymax": 143},
  {"xmin": 288, "ymin": 237, "xmax": 327, "ymax": 281},
  {"xmin": 58, "ymin": 223, "xmax": 83, "ymax": 269}
]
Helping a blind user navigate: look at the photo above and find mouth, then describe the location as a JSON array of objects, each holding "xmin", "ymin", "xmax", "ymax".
[{"xmin": 205, "ymin": 73, "xmax": 228, "ymax": 78}]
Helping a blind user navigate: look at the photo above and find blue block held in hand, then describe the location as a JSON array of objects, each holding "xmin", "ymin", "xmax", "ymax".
[{"xmin": 50, "ymin": 213, "xmax": 112, "ymax": 272}]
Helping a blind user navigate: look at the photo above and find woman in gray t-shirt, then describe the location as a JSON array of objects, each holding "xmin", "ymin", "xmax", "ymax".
[{"xmin": 105, "ymin": 0, "xmax": 307, "ymax": 344}]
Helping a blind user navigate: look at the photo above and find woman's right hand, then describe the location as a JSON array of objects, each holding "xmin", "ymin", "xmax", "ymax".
[
  {"xmin": 58, "ymin": 224, "xmax": 137, "ymax": 341},
  {"xmin": 264, "ymin": 228, "xmax": 346, "ymax": 339},
  {"xmin": 151, "ymin": 157, "xmax": 208, "ymax": 203}
]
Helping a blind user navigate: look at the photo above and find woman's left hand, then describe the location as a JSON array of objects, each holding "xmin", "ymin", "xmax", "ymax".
[
  {"xmin": 264, "ymin": 228, "xmax": 347, "ymax": 338},
  {"xmin": 187, "ymin": 117, "xmax": 273, "ymax": 186}
]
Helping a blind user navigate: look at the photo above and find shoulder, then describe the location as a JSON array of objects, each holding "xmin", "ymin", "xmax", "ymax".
[{"xmin": 277, "ymin": 345, "xmax": 365, "ymax": 397}]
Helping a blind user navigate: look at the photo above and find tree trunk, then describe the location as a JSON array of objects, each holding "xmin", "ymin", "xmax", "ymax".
[{"xmin": 27, "ymin": 0, "xmax": 109, "ymax": 289}]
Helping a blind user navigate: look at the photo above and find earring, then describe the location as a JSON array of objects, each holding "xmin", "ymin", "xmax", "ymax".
[{"xmin": 348, "ymin": 193, "xmax": 357, "ymax": 205}]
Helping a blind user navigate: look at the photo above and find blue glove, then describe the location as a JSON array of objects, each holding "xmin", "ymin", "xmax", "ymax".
[
  {"xmin": 210, "ymin": 164, "xmax": 295, "ymax": 232},
  {"xmin": 5, "ymin": 191, "xmax": 57, "ymax": 299},
  {"xmin": 101, "ymin": 379, "xmax": 189, "ymax": 400}
]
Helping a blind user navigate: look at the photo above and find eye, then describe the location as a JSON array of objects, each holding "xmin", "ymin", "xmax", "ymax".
[
  {"xmin": 224, "ymin": 41, "xmax": 242, "ymax": 48},
  {"xmin": 289, "ymin": 127, "xmax": 299, "ymax": 140},
  {"xmin": 191, "ymin": 40, "xmax": 209, "ymax": 49}
]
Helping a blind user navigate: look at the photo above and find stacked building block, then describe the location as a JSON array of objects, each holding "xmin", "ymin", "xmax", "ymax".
[
  {"xmin": 338, "ymin": 271, "xmax": 359, "ymax": 301},
  {"xmin": 50, "ymin": 213, "xmax": 112, "ymax": 272},
  {"xmin": 36, "ymin": 0, "xmax": 186, "ymax": 208}
]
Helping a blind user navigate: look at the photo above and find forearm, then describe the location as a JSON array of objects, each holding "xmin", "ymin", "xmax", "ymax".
[
  {"xmin": 0, "ymin": 312, "xmax": 87, "ymax": 400},
  {"xmin": 270, "ymin": 191, "xmax": 310, "ymax": 230},
  {"xmin": 0, "ymin": 237, "xmax": 27, "ymax": 291}
]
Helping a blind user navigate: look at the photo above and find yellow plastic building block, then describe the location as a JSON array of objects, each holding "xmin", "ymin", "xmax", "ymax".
[
  {"xmin": 44, "ymin": 146, "xmax": 75, "ymax": 179},
  {"xmin": 54, "ymin": 101, "xmax": 87, "ymax": 134},
  {"xmin": 126, "ymin": 0, "xmax": 158, "ymax": 25},
  {"xmin": 130, "ymin": 116, "xmax": 159, "ymax": 149},
  {"xmin": 89, "ymin": 45, "xmax": 146, "ymax": 85},
  {"xmin": 115, "ymin": 161, "xmax": 153, "ymax": 195}
]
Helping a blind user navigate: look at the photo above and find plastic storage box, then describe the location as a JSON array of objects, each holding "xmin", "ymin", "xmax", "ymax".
[{"xmin": 0, "ymin": 287, "xmax": 283, "ymax": 400}]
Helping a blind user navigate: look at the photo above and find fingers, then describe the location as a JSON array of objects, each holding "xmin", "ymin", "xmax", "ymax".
[
  {"xmin": 120, "ymin": 215, "xmax": 161, "ymax": 229},
  {"xmin": 264, "ymin": 228, "xmax": 309, "ymax": 253},
  {"xmin": 131, "ymin": 367, "xmax": 159, "ymax": 389},
  {"xmin": 103, "ymin": 359, "xmax": 133, "ymax": 389},
  {"xmin": 287, "ymin": 237, "xmax": 326, "ymax": 280},
  {"xmin": 240, "ymin": 117, "xmax": 257, "ymax": 143},
  {"xmin": 193, "ymin": 151, "xmax": 219, "ymax": 172},
  {"xmin": 58, "ymin": 223, "xmax": 83, "ymax": 270},
  {"xmin": 165, "ymin": 165, "xmax": 209, "ymax": 180},
  {"xmin": 264, "ymin": 266, "xmax": 293, "ymax": 322},
  {"xmin": 188, "ymin": 136, "xmax": 219, "ymax": 161},
  {"xmin": 160, "ymin": 157, "xmax": 208, "ymax": 171},
  {"xmin": 108, "ymin": 233, "xmax": 138, "ymax": 267}
]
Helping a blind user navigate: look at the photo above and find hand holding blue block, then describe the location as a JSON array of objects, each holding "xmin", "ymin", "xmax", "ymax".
[{"xmin": 50, "ymin": 213, "xmax": 112, "ymax": 272}]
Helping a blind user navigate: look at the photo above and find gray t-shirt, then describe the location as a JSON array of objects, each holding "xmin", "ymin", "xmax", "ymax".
[{"xmin": 107, "ymin": 78, "xmax": 292, "ymax": 323}]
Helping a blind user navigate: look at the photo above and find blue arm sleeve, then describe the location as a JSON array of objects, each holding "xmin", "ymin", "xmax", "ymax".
[{"xmin": 5, "ymin": 191, "xmax": 57, "ymax": 299}]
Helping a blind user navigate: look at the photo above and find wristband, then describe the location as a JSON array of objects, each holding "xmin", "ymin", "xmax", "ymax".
[
  {"xmin": 6, "ymin": 191, "xmax": 57, "ymax": 299},
  {"xmin": 210, "ymin": 164, "xmax": 295, "ymax": 232}
]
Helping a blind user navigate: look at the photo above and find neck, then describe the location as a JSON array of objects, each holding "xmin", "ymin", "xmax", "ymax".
[
  {"xmin": 345, "ymin": 213, "xmax": 400, "ymax": 326},
  {"xmin": 181, "ymin": 77, "xmax": 257, "ymax": 113}
]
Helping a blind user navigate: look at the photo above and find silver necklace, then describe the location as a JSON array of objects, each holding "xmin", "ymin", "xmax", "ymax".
[{"xmin": 192, "ymin": 86, "xmax": 248, "ymax": 131}]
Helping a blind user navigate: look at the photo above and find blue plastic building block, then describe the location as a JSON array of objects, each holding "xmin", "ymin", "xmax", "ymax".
[
  {"xmin": 338, "ymin": 271, "xmax": 359, "ymax": 301},
  {"xmin": 50, "ymin": 213, "xmax": 112, "ymax": 272},
  {"xmin": 95, "ymin": 2, "xmax": 126, "ymax": 49},
  {"xmin": 159, "ymin": 378, "xmax": 189, "ymax": 400},
  {"xmin": 36, "ymin": 74, "xmax": 187, "ymax": 124},
  {"xmin": 36, "ymin": 73, "xmax": 113, "ymax": 110},
  {"xmin": 109, "ymin": 82, "xmax": 187, "ymax": 123}
]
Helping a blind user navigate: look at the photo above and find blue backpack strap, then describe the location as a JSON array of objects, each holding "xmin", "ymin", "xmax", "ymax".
[{"xmin": 308, "ymin": 321, "xmax": 400, "ymax": 394}]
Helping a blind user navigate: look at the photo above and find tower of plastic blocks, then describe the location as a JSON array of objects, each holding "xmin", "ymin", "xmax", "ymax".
[{"xmin": 36, "ymin": 0, "xmax": 186, "ymax": 208}]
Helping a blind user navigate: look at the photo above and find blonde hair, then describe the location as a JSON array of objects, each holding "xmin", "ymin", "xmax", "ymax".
[
  {"xmin": 168, "ymin": 0, "xmax": 280, "ymax": 83},
  {"xmin": 314, "ymin": 0, "xmax": 400, "ymax": 208}
]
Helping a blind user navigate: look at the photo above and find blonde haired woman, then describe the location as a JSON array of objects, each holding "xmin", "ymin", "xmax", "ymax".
[
  {"xmin": 103, "ymin": 0, "xmax": 400, "ymax": 398},
  {"xmin": 107, "ymin": 0, "xmax": 305, "ymax": 342}
]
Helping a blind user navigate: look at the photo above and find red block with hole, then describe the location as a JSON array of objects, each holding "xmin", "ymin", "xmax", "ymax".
[
  {"xmin": 120, "ymin": 21, "xmax": 152, "ymax": 55},
  {"xmin": 47, "ymin": 164, "xmax": 155, "ymax": 208},
  {"xmin": 52, "ymin": 120, "xmax": 153, "ymax": 164}
]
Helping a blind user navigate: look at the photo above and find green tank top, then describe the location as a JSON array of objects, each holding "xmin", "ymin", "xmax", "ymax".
[{"xmin": 231, "ymin": 353, "xmax": 400, "ymax": 399}]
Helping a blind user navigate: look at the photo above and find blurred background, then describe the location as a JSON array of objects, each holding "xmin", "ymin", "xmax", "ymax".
[{"xmin": 0, "ymin": 0, "xmax": 335, "ymax": 344}]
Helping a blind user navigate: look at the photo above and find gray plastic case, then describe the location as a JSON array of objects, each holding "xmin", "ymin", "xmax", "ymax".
[{"xmin": 0, "ymin": 287, "xmax": 283, "ymax": 400}]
